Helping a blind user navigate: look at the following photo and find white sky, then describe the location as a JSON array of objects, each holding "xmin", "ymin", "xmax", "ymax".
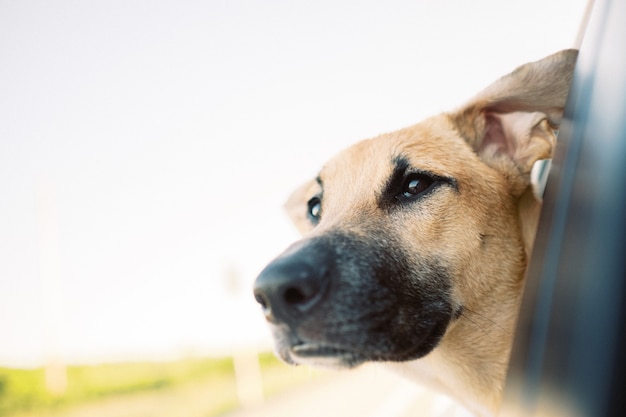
[{"xmin": 0, "ymin": 0, "xmax": 588, "ymax": 367}]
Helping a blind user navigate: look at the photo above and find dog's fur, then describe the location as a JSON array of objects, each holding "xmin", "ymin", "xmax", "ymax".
[{"xmin": 253, "ymin": 50, "xmax": 578, "ymax": 416}]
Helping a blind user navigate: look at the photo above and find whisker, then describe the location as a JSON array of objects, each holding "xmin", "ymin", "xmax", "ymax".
[
  {"xmin": 459, "ymin": 306, "xmax": 510, "ymax": 336},
  {"xmin": 458, "ymin": 311, "xmax": 490, "ymax": 336}
]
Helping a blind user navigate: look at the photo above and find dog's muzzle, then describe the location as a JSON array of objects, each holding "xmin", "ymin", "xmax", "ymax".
[{"xmin": 252, "ymin": 232, "xmax": 455, "ymax": 368}]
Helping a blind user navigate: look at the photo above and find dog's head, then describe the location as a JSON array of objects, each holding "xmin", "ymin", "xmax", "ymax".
[{"xmin": 253, "ymin": 51, "xmax": 577, "ymax": 374}]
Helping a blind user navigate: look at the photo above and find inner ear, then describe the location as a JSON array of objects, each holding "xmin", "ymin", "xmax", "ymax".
[
  {"xmin": 481, "ymin": 112, "xmax": 512, "ymax": 156},
  {"xmin": 478, "ymin": 110, "xmax": 556, "ymax": 177}
]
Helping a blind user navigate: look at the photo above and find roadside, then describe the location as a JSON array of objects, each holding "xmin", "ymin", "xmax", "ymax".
[
  {"xmin": 224, "ymin": 364, "xmax": 474, "ymax": 417},
  {"xmin": 5, "ymin": 360, "xmax": 473, "ymax": 417},
  {"xmin": 8, "ymin": 376, "xmax": 237, "ymax": 417}
]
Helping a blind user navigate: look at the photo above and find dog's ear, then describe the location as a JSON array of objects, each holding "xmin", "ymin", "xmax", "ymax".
[
  {"xmin": 450, "ymin": 49, "xmax": 578, "ymax": 195},
  {"xmin": 284, "ymin": 179, "xmax": 319, "ymax": 235}
]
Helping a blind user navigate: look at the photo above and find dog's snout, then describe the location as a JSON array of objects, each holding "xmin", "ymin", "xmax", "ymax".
[{"xmin": 253, "ymin": 249, "xmax": 330, "ymax": 323}]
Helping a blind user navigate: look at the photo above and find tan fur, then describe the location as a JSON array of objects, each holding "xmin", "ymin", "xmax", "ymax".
[{"xmin": 280, "ymin": 50, "xmax": 577, "ymax": 416}]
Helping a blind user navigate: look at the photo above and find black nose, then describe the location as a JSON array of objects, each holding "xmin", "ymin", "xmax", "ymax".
[{"xmin": 253, "ymin": 243, "xmax": 330, "ymax": 323}]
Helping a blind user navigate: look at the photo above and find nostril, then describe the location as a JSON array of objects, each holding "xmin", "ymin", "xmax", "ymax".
[
  {"xmin": 284, "ymin": 287, "xmax": 307, "ymax": 306},
  {"xmin": 254, "ymin": 292, "xmax": 268, "ymax": 311}
]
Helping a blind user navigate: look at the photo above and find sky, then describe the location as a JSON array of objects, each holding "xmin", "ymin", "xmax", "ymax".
[{"xmin": 0, "ymin": 0, "xmax": 588, "ymax": 367}]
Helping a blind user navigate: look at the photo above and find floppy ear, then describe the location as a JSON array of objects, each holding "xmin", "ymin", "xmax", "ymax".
[
  {"xmin": 284, "ymin": 179, "xmax": 319, "ymax": 235},
  {"xmin": 450, "ymin": 49, "xmax": 578, "ymax": 195}
]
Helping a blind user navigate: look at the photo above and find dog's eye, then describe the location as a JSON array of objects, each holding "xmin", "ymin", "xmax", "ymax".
[
  {"xmin": 399, "ymin": 174, "xmax": 434, "ymax": 199},
  {"xmin": 307, "ymin": 197, "xmax": 322, "ymax": 223}
]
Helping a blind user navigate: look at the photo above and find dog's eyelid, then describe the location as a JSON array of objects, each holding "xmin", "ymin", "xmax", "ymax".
[
  {"xmin": 414, "ymin": 171, "xmax": 456, "ymax": 189},
  {"xmin": 402, "ymin": 167, "xmax": 458, "ymax": 193},
  {"xmin": 388, "ymin": 156, "xmax": 454, "ymax": 185}
]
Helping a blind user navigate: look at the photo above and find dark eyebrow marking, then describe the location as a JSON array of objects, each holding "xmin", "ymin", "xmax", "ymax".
[
  {"xmin": 313, "ymin": 175, "xmax": 324, "ymax": 204},
  {"xmin": 382, "ymin": 157, "xmax": 411, "ymax": 199}
]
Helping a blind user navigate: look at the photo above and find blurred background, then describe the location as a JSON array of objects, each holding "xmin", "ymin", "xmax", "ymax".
[{"xmin": 0, "ymin": 0, "xmax": 588, "ymax": 416}]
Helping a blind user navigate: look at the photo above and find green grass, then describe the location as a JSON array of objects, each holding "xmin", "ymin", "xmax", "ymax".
[
  {"xmin": 0, "ymin": 352, "xmax": 317, "ymax": 417},
  {"xmin": 0, "ymin": 356, "xmax": 232, "ymax": 415}
]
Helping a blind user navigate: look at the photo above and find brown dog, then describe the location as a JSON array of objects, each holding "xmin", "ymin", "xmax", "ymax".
[{"xmin": 253, "ymin": 50, "xmax": 577, "ymax": 416}]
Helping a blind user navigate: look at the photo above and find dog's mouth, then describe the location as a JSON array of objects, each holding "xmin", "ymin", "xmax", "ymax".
[
  {"xmin": 287, "ymin": 342, "xmax": 366, "ymax": 369},
  {"xmin": 274, "ymin": 312, "xmax": 453, "ymax": 370},
  {"xmin": 292, "ymin": 343, "xmax": 342, "ymax": 357}
]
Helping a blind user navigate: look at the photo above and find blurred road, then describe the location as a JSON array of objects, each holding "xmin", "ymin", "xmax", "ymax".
[{"xmin": 224, "ymin": 364, "xmax": 474, "ymax": 417}]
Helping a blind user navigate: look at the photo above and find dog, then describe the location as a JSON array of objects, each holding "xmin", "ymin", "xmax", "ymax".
[{"xmin": 253, "ymin": 50, "xmax": 577, "ymax": 416}]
